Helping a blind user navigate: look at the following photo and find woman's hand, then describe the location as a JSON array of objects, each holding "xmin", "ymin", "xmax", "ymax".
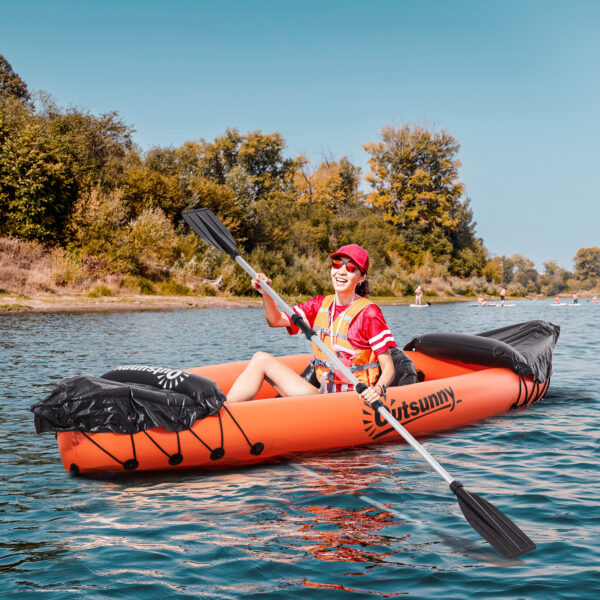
[
  {"xmin": 359, "ymin": 385, "xmax": 382, "ymax": 406},
  {"xmin": 251, "ymin": 273, "xmax": 272, "ymax": 295}
]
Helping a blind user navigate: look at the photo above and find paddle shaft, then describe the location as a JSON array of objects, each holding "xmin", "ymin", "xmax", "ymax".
[{"xmin": 235, "ymin": 255, "xmax": 454, "ymax": 485}]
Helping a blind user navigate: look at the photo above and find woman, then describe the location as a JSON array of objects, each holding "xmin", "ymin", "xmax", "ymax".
[{"xmin": 227, "ymin": 244, "xmax": 396, "ymax": 406}]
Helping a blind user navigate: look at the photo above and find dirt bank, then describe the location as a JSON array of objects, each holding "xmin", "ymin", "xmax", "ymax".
[{"xmin": 0, "ymin": 294, "xmax": 263, "ymax": 313}]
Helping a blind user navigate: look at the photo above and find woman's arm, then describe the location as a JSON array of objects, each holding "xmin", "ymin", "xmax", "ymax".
[
  {"xmin": 358, "ymin": 350, "xmax": 395, "ymax": 405},
  {"xmin": 374, "ymin": 351, "xmax": 395, "ymax": 392},
  {"xmin": 252, "ymin": 273, "xmax": 291, "ymax": 328}
]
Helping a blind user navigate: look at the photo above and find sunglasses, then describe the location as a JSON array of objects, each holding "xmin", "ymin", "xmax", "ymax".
[{"xmin": 330, "ymin": 257, "xmax": 362, "ymax": 273}]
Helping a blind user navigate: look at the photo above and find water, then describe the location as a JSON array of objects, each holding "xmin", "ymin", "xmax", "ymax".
[{"xmin": 1, "ymin": 301, "xmax": 599, "ymax": 599}]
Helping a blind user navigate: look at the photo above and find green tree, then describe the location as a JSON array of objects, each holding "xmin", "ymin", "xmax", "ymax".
[
  {"xmin": 574, "ymin": 247, "xmax": 600, "ymax": 280},
  {"xmin": 69, "ymin": 186, "xmax": 129, "ymax": 264},
  {"xmin": 539, "ymin": 260, "xmax": 569, "ymax": 295},
  {"xmin": 0, "ymin": 55, "xmax": 31, "ymax": 103},
  {"xmin": 449, "ymin": 198, "xmax": 486, "ymax": 275},
  {"xmin": 511, "ymin": 254, "xmax": 539, "ymax": 293},
  {"xmin": 363, "ymin": 124, "xmax": 478, "ymax": 271},
  {"xmin": 193, "ymin": 128, "xmax": 300, "ymax": 200},
  {"xmin": 122, "ymin": 154, "xmax": 182, "ymax": 222},
  {"xmin": 500, "ymin": 255, "xmax": 515, "ymax": 284},
  {"xmin": 42, "ymin": 101, "xmax": 134, "ymax": 191},
  {"xmin": 0, "ymin": 99, "xmax": 76, "ymax": 241}
]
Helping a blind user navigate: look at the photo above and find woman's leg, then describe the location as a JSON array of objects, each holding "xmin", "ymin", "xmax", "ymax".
[{"xmin": 226, "ymin": 351, "xmax": 320, "ymax": 403}]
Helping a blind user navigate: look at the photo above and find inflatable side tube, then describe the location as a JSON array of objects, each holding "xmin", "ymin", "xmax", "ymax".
[
  {"xmin": 404, "ymin": 320, "xmax": 559, "ymax": 383},
  {"xmin": 404, "ymin": 333, "xmax": 530, "ymax": 377}
]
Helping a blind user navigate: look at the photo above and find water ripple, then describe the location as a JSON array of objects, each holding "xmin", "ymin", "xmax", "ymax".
[{"xmin": 1, "ymin": 302, "xmax": 599, "ymax": 598}]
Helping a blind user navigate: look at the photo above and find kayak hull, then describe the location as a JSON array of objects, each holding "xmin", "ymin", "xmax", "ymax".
[{"xmin": 57, "ymin": 352, "xmax": 547, "ymax": 475}]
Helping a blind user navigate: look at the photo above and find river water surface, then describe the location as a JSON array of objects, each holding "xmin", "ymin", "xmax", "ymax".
[{"xmin": 1, "ymin": 301, "xmax": 598, "ymax": 599}]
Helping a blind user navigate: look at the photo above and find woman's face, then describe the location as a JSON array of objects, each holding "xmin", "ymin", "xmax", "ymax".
[{"xmin": 330, "ymin": 256, "xmax": 365, "ymax": 295}]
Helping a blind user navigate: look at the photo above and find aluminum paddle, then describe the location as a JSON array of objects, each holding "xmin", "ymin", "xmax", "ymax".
[{"xmin": 183, "ymin": 207, "xmax": 536, "ymax": 559}]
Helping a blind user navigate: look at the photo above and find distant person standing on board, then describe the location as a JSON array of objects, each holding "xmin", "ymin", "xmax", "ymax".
[
  {"xmin": 415, "ymin": 285, "xmax": 423, "ymax": 305},
  {"xmin": 572, "ymin": 291, "xmax": 578, "ymax": 304},
  {"xmin": 499, "ymin": 286, "xmax": 507, "ymax": 307}
]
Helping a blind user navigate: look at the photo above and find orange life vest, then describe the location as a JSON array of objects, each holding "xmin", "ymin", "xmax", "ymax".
[{"xmin": 311, "ymin": 295, "xmax": 381, "ymax": 392}]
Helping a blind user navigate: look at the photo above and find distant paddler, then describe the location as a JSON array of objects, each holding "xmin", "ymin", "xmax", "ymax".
[
  {"xmin": 499, "ymin": 286, "xmax": 507, "ymax": 307},
  {"xmin": 415, "ymin": 284, "xmax": 423, "ymax": 305},
  {"xmin": 477, "ymin": 294, "xmax": 487, "ymax": 307},
  {"xmin": 572, "ymin": 291, "xmax": 579, "ymax": 304},
  {"xmin": 593, "ymin": 296, "xmax": 599, "ymax": 304}
]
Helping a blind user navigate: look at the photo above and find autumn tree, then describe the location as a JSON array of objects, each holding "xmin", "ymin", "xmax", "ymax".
[
  {"xmin": 363, "ymin": 124, "xmax": 479, "ymax": 272},
  {"xmin": 482, "ymin": 256, "xmax": 503, "ymax": 283},
  {"xmin": 574, "ymin": 247, "xmax": 600, "ymax": 280},
  {"xmin": 294, "ymin": 156, "xmax": 362, "ymax": 210}
]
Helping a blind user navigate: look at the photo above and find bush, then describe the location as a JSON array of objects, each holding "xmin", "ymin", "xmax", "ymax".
[
  {"xmin": 121, "ymin": 275, "xmax": 156, "ymax": 294},
  {"xmin": 124, "ymin": 207, "xmax": 177, "ymax": 266},
  {"xmin": 50, "ymin": 249, "xmax": 90, "ymax": 287},
  {"xmin": 87, "ymin": 284, "xmax": 114, "ymax": 297}
]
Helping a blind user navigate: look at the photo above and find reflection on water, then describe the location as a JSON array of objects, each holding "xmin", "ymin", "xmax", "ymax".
[{"xmin": 1, "ymin": 302, "xmax": 599, "ymax": 598}]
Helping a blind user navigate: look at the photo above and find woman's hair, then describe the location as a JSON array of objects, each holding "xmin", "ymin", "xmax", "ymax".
[{"xmin": 355, "ymin": 279, "xmax": 370, "ymax": 297}]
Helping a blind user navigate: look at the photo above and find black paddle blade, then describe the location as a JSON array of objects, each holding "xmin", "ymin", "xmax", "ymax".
[
  {"xmin": 451, "ymin": 481, "xmax": 536, "ymax": 558},
  {"xmin": 182, "ymin": 208, "xmax": 240, "ymax": 258}
]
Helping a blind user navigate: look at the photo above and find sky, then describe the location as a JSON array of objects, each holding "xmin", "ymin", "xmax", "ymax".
[{"xmin": 2, "ymin": 0, "xmax": 598, "ymax": 270}]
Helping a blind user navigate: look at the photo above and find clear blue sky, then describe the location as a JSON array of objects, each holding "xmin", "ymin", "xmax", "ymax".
[{"xmin": 2, "ymin": 0, "xmax": 598, "ymax": 270}]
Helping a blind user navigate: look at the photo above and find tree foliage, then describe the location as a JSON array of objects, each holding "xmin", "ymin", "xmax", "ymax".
[
  {"xmin": 0, "ymin": 92, "xmax": 133, "ymax": 242},
  {"xmin": 574, "ymin": 247, "xmax": 600, "ymax": 280},
  {"xmin": 294, "ymin": 156, "xmax": 362, "ymax": 210},
  {"xmin": 363, "ymin": 124, "xmax": 477, "ymax": 273},
  {"xmin": 0, "ymin": 98, "xmax": 75, "ymax": 240},
  {"xmin": 0, "ymin": 55, "xmax": 31, "ymax": 104},
  {"xmin": 4, "ymin": 65, "xmax": 585, "ymax": 297}
]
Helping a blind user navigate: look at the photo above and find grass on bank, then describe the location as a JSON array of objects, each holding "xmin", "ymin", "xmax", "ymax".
[{"xmin": 1, "ymin": 236, "xmax": 598, "ymax": 306}]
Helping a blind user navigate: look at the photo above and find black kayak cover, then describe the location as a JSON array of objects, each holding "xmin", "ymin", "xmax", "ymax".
[
  {"xmin": 403, "ymin": 320, "xmax": 560, "ymax": 383},
  {"xmin": 31, "ymin": 366, "xmax": 226, "ymax": 434}
]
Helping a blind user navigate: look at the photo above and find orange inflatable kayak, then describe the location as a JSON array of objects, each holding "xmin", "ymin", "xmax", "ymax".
[
  {"xmin": 31, "ymin": 320, "xmax": 559, "ymax": 476},
  {"xmin": 53, "ymin": 351, "xmax": 547, "ymax": 475}
]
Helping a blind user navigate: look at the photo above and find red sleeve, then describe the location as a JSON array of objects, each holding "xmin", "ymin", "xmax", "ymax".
[
  {"xmin": 347, "ymin": 305, "xmax": 397, "ymax": 355},
  {"xmin": 286, "ymin": 296, "xmax": 326, "ymax": 335}
]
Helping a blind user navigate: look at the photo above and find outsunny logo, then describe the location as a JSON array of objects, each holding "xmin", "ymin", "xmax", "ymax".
[
  {"xmin": 114, "ymin": 365, "xmax": 190, "ymax": 389},
  {"xmin": 363, "ymin": 386, "xmax": 462, "ymax": 439}
]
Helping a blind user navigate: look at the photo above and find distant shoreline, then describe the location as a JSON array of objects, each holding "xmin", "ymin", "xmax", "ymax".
[{"xmin": 1, "ymin": 293, "xmax": 592, "ymax": 314}]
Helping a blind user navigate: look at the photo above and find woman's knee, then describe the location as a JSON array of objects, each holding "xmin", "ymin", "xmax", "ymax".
[{"xmin": 251, "ymin": 351, "xmax": 274, "ymax": 363}]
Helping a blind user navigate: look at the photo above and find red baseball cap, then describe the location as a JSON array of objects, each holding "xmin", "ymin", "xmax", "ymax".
[{"xmin": 330, "ymin": 244, "xmax": 369, "ymax": 274}]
